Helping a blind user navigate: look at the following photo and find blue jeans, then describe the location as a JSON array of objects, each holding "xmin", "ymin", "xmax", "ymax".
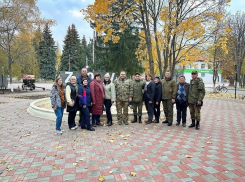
[
  {"xmin": 54, "ymin": 105, "xmax": 65, "ymax": 130},
  {"xmin": 81, "ymin": 106, "xmax": 91, "ymax": 129},
  {"xmin": 92, "ymin": 114, "xmax": 101, "ymax": 125}
]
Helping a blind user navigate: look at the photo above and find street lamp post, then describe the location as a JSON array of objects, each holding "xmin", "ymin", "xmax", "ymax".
[
  {"xmin": 90, "ymin": 21, "xmax": 95, "ymax": 72},
  {"xmin": 235, "ymin": 64, "xmax": 238, "ymax": 99}
]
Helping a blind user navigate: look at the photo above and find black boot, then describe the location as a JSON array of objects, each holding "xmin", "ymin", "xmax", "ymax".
[
  {"xmin": 195, "ymin": 121, "xmax": 200, "ymax": 130},
  {"xmin": 139, "ymin": 116, "xmax": 142, "ymax": 123},
  {"xmin": 153, "ymin": 117, "xmax": 159, "ymax": 123},
  {"xmin": 189, "ymin": 119, "xmax": 195, "ymax": 128},
  {"xmin": 108, "ymin": 120, "xmax": 112, "ymax": 126},
  {"xmin": 132, "ymin": 115, "xmax": 137, "ymax": 123}
]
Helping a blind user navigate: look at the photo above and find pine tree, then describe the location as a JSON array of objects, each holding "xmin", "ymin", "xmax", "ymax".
[
  {"xmin": 94, "ymin": 28, "xmax": 144, "ymax": 75},
  {"xmin": 38, "ymin": 24, "xmax": 57, "ymax": 80},
  {"xmin": 60, "ymin": 24, "xmax": 85, "ymax": 71}
]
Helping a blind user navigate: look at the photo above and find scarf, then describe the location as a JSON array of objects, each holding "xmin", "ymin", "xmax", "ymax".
[{"xmin": 144, "ymin": 80, "xmax": 151, "ymax": 91}]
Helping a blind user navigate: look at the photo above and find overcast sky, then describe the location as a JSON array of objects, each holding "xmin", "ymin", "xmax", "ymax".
[{"xmin": 37, "ymin": 0, "xmax": 245, "ymax": 51}]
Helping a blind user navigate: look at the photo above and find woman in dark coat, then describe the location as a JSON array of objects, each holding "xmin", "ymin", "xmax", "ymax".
[
  {"xmin": 78, "ymin": 78, "xmax": 95, "ymax": 131},
  {"xmin": 90, "ymin": 73, "xmax": 105, "ymax": 127},
  {"xmin": 65, "ymin": 76, "xmax": 79, "ymax": 130},
  {"xmin": 143, "ymin": 74, "xmax": 155, "ymax": 124},
  {"xmin": 153, "ymin": 76, "xmax": 162, "ymax": 123}
]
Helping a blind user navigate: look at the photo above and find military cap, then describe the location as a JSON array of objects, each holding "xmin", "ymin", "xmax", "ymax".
[{"xmin": 191, "ymin": 70, "xmax": 198, "ymax": 74}]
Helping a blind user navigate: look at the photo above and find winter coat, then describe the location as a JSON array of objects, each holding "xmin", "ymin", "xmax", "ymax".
[
  {"xmin": 154, "ymin": 82, "xmax": 162, "ymax": 103},
  {"xmin": 143, "ymin": 81, "xmax": 155, "ymax": 102},
  {"xmin": 78, "ymin": 84, "xmax": 92, "ymax": 107},
  {"xmin": 176, "ymin": 82, "xmax": 190, "ymax": 105},
  {"xmin": 161, "ymin": 77, "xmax": 177, "ymax": 100},
  {"xmin": 77, "ymin": 75, "xmax": 92, "ymax": 86},
  {"xmin": 188, "ymin": 77, "xmax": 205, "ymax": 104},
  {"xmin": 103, "ymin": 80, "xmax": 116, "ymax": 101},
  {"xmin": 132, "ymin": 79, "xmax": 145, "ymax": 102},
  {"xmin": 90, "ymin": 79, "xmax": 105, "ymax": 115},
  {"xmin": 113, "ymin": 77, "xmax": 133, "ymax": 101},
  {"xmin": 50, "ymin": 85, "xmax": 65, "ymax": 108},
  {"xmin": 66, "ymin": 82, "xmax": 79, "ymax": 112}
]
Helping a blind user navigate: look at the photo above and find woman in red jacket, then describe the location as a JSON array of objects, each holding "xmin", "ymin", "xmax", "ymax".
[{"xmin": 90, "ymin": 73, "xmax": 105, "ymax": 127}]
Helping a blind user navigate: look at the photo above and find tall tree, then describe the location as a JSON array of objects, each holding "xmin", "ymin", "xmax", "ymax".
[
  {"xmin": 0, "ymin": 0, "xmax": 54, "ymax": 83},
  {"xmin": 229, "ymin": 12, "xmax": 245, "ymax": 86},
  {"xmin": 38, "ymin": 24, "xmax": 56, "ymax": 80},
  {"xmin": 60, "ymin": 24, "xmax": 84, "ymax": 71}
]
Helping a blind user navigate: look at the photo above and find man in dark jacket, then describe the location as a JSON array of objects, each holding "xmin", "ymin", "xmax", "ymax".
[
  {"xmin": 77, "ymin": 68, "xmax": 92, "ymax": 86},
  {"xmin": 176, "ymin": 76, "xmax": 189, "ymax": 127},
  {"xmin": 161, "ymin": 71, "xmax": 177, "ymax": 126},
  {"xmin": 188, "ymin": 71, "xmax": 205, "ymax": 130},
  {"xmin": 153, "ymin": 76, "xmax": 162, "ymax": 123}
]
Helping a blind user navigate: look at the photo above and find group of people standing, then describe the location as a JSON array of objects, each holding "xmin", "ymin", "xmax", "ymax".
[
  {"xmin": 50, "ymin": 68, "xmax": 116, "ymax": 133},
  {"xmin": 50, "ymin": 68, "xmax": 205, "ymax": 134}
]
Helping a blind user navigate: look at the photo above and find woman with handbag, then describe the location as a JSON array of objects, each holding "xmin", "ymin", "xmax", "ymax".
[
  {"xmin": 90, "ymin": 73, "xmax": 105, "ymax": 127},
  {"xmin": 103, "ymin": 74, "xmax": 116, "ymax": 126},
  {"xmin": 65, "ymin": 76, "xmax": 79, "ymax": 130},
  {"xmin": 50, "ymin": 77, "xmax": 66, "ymax": 134}
]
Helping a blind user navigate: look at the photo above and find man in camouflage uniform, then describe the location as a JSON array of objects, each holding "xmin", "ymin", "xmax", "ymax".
[
  {"xmin": 161, "ymin": 71, "xmax": 177, "ymax": 126},
  {"xmin": 188, "ymin": 71, "xmax": 205, "ymax": 130},
  {"xmin": 131, "ymin": 73, "xmax": 145, "ymax": 123},
  {"xmin": 114, "ymin": 71, "xmax": 133, "ymax": 125}
]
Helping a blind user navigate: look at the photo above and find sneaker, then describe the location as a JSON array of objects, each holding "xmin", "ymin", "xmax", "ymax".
[
  {"xmin": 124, "ymin": 121, "xmax": 129, "ymax": 125},
  {"xmin": 118, "ymin": 121, "xmax": 122, "ymax": 125},
  {"xmin": 56, "ymin": 130, "xmax": 63, "ymax": 134},
  {"xmin": 74, "ymin": 125, "xmax": 78, "ymax": 129},
  {"xmin": 70, "ymin": 126, "xmax": 76, "ymax": 130}
]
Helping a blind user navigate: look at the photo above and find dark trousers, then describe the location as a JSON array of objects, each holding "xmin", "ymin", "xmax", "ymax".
[
  {"xmin": 145, "ymin": 100, "xmax": 154, "ymax": 120},
  {"xmin": 92, "ymin": 114, "xmax": 101, "ymax": 125},
  {"xmin": 162, "ymin": 99, "xmax": 173, "ymax": 123},
  {"xmin": 104, "ymin": 99, "xmax": 112, "ymax": 121},
  {"xmin": 176, "ymin": 101, "xmax": 187, "ymax": 123},
  {"xmin": 81, "ymin": 106, "xmax": 91, "ymax": 129},
  {"xmin": 79, "ymin": 109, "xmax": 83, "ymax": 124},
  {"xmin": 154, "ymin": 101, "xmax": 161, "ymax": 119},
  {"xmin": 68, "ymin": 111, "xmax": 77, "ymax": 128}
]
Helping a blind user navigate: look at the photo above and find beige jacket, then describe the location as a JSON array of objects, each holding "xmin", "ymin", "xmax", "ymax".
[{"xmin": 103, "ymin": 81, "xmax": 116, "ymax": 102}]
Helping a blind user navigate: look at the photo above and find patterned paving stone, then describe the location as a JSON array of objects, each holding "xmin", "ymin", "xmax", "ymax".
[{"xmin": 0, "ymin": 96, "xmax": 245, "ymax": 181}]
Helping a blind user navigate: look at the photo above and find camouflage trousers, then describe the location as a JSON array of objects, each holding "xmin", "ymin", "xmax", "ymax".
[
  {"xmin": 132, "ymin": 102, "xmax": 143, "ymax": 116},
  {"xmin": 116, "ymin": 101, "xmax": 128, "ymax": 122},
  {"xmin": 189, "ymin": 104, "xmax": 201, "ymax": 121},
  {"xmin": 162, "ymin": 99, "xmax": 173, "ymax": 123}
]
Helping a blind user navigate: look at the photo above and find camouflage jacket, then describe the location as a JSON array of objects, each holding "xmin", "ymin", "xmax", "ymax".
[
  {"xmin": 132, "ymin": 79, "xmax": 145, "ymax": 102},
  {"xmin": 113, "ymin": 77, "xmax": 133, "ymax": 101},
  {"xmin": 161, "ymin": 77, "xmax": 177, "ymax": 100},
  {"xmin": 188, "ymin": 77, "xmax": 205, "ymax": 104}
]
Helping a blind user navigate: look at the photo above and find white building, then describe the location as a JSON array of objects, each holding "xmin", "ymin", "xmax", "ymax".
[{"xmin": 175, "ymin": 60, "xmax": 222, "ymax": 83}]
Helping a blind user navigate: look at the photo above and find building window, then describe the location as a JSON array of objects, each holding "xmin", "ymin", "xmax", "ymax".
[
  {"xmin": 201, "ymin": 64, "xmax": 205, "ymax": 69},
  {"xmin": 208, "ymin": 64, "xmax": 212, "ymax": 69},
  {"xmin": 201, "ymin": 73, "xmax": 205, "ymax": 77}
]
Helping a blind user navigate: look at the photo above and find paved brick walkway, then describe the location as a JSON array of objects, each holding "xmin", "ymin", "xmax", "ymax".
[{"xmin": 0, "ymin": 96, "xmax": 245, "ymax": 182}]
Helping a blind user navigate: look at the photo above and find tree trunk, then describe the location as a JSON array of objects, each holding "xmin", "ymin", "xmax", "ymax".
[
  {"xmin": 8, "ymin": 43, "xmax": 12, "ymax": 84},
  {"xmin": 153, "ymin": 20, "xmax": 162, "ymax": 76},
  {"xmin": 141, "ymin": 0, "xmax": 154, "ymax": 77}
]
